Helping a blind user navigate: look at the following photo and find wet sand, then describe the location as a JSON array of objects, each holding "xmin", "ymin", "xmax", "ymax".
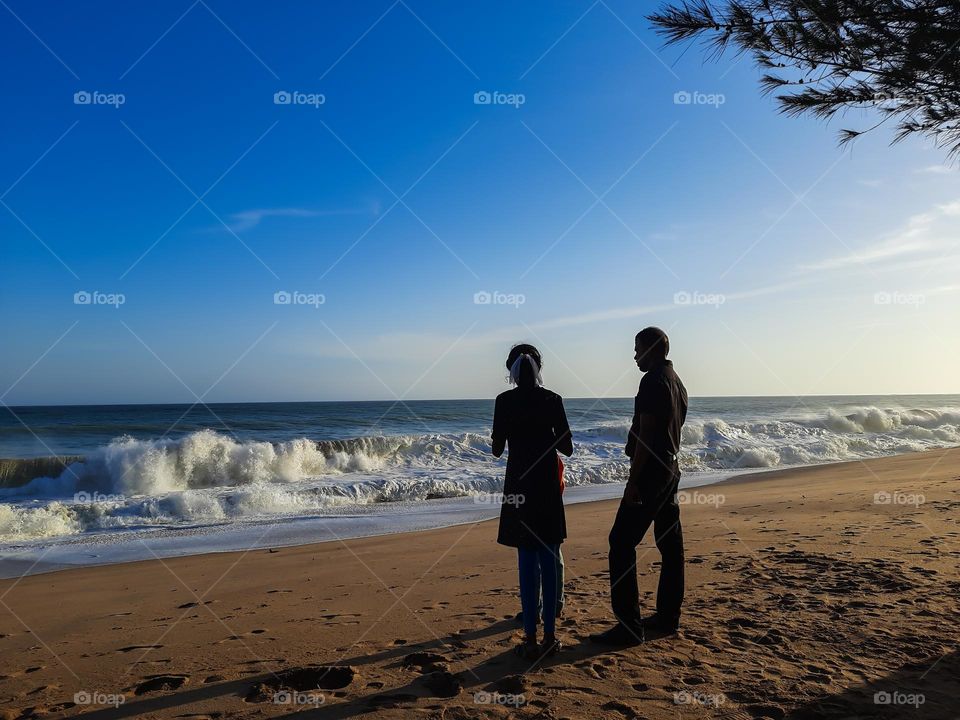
[{"xmin": 1, "ymin": 448, "xmax": 958, "ymax": 719}]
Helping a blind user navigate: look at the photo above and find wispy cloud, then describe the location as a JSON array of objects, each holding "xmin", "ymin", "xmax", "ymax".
[
  {"xmin": 799, "ymin": 199, "xmax": 960, "ymax": 272},
  {"xmin": 225, "ymin": 205, "xmax": 377, "ymax": 232},
  {"xmin": 914, "ymin": 165, "xmax": 953, "ymax": 175},
  {"xmin": 801, "ymin": 239, "xmax": 934, "ymax": 272}
]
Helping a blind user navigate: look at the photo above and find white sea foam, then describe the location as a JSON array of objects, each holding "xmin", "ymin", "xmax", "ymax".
[{"xmin": 0, "ymin": 406, "xmax": 957, "ymax": 542}]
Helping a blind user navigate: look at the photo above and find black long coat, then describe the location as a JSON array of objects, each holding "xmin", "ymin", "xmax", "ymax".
[{"xmin": 492, "ymin": 387, "xmax": 571, "ymax": 548}]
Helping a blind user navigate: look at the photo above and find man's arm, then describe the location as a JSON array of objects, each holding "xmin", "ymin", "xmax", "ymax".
[
  {"xmin": 623, "ymin": 412, "xmax": 655, "ymax": 503},
  {"xmin": 627, "ymin": 413, "xmax": 654, "ymax": 486}
]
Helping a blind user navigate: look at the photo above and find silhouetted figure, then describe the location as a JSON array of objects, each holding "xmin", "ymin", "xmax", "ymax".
[
  {"xmin": 592, "ymin": 327, "xmax": 688, "ymax": 646},
  {"xmin": 492, "ymin": 344, "xmax": 573, "ymax": 659}
]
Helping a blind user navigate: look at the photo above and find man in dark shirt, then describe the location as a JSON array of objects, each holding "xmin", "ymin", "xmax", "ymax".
[{"xmin": 592, "ymin": 327, "xmax": 688, "ymax": 646}]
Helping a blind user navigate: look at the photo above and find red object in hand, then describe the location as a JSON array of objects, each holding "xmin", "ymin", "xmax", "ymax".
[{"xmin": 558, "ymin": 455, "xmax": 565, "ymax": 496}]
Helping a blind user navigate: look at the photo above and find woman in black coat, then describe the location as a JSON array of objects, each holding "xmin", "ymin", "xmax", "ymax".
[{"xmin": 492, "ymin": 344, "xmax": 573, "ymax": 658}]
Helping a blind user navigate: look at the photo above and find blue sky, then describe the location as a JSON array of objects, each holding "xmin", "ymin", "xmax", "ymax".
[{"xmin": 2, "ymin": 0, "xmax": 959, "ymax": 405}]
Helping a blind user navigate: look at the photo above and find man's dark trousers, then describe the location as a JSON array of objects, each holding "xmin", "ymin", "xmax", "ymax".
[{"xmin": 608, "ymin": 469, "xmax": 684, "ymax": 631}]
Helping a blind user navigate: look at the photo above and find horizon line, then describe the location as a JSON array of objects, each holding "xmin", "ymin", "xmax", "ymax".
[{"xmin": 6, "ymin": 390, "xmax": 960, "ymax": 410}]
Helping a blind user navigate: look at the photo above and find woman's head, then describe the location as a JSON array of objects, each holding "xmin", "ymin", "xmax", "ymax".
[{"xmin": 506, "ymin": 343, "xmax": 542, "ymax": 388}]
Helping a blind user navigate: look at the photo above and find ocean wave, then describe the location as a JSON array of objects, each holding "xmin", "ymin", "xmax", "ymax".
[{"xmin": 0, "ymin": 405, "xmax": 957, "ymax": 541}]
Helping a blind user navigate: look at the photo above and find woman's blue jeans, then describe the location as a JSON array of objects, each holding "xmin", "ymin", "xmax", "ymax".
[{"xmin": 518, "ymin": 544, "xmax": 560, "ymax": 638}]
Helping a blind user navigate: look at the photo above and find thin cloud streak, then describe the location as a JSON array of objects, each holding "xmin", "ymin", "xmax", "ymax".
[
  {"xmin": 799, "ymin": 199, "xmax": 960, "ymax": 272},
  {"xmin": 225, "ymin": 206, "xmax": 378, "ymax": 232}
]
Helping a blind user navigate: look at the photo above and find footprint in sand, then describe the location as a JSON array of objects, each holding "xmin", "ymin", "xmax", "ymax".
[
  {"xmin": 747, "ymin": 703, "xmax": 787, "ymax": 718},
  {"xmin": 603, "ymin": 700, "xmax": 640, "ymax": 717},
  {"xmin": 178, "ymin": 600, "xmax": 216, "ymax": 609},
  {"xmin": 366, "ymin": 692, "xmax": 418, "ymax": 708},
  {"xmin": 420, "ymin": 670, "xmax": 462, "ymax": 698},
  {"xmin": 402, "ymin": 651, "xmax": 449, "ymax": 674},
  {"xmin": 244, "ymin": 665, "xmax": 356, "ymax": 703},
  {"xmin": 492, "ymin": 674, "xmax": 527, "ymax": 694},
  {"xmin": 6, "ymin": 700, "xmax": 77, "ymax": 717},
  {"xmin": 133, "ymin": 674, "xmax": 189, "ymax": 695},
  {"xmin": 117, "ymin": 645, "xmax": 163, "ymax": 653}
]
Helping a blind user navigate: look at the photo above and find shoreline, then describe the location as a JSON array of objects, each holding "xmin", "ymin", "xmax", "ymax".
[
  {"xmin": 1, "ymin": 448, "xmax": 956, "ymax": 579},
  {"xmin": 0, "ymin": 447, "xmax": 956, "ymax": 718}
]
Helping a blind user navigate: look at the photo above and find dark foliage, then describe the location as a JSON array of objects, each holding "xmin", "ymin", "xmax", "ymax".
[{"xmin": 649, "ymin": 1, "xmax": 960, "ymax": 156}]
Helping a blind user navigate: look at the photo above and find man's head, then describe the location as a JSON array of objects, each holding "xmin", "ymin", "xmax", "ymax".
[{"xmin": 634, "ymin": 327, "xmax": 669, "ymax": 371}]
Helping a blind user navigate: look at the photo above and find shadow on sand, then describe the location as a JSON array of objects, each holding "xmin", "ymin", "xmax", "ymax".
[
  {"xmin": 65, "ymin": 626, "xmax": 959, "ymax": 719},
  {"xmin": 69, "ymin": 617, "xmax": 666, "ymax": 719},
  {"xmin": 784, "ymin": 649, "xmax": 959, "ymax": 719}
]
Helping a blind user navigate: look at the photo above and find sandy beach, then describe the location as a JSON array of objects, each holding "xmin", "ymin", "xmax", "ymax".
[{"xmin": 1, "ymin": 447, "xmax": 957, "ymax": 720}]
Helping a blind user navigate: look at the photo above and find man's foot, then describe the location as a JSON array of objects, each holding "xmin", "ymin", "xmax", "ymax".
[
  {"xmin": 540, "ymin": 633, "xmax": 562, "ymax": 656},
  {"xmin": 589, "ymin": 623, "xmax": 643, "ymax": 646},
  {"xmin": 640, "ymin": 613, "xmax": 679, "ymax": 632}
]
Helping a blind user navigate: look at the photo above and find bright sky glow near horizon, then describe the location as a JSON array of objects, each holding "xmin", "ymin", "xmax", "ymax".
[{"xmin": 2, "ymin": 1, "xmax": 959, "ymax": 407}]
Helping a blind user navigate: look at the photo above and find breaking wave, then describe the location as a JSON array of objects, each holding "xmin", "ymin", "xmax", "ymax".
[{"xmin": 1, "ymin": 405, "xmax": 957, "ymax": 541}]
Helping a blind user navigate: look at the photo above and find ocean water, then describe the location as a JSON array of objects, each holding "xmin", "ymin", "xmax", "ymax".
[{"xmin": 1, "ymin": 395, "xmax": 958, "ymax": 575}]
